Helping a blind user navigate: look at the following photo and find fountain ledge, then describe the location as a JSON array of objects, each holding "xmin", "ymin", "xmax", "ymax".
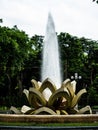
[{"xmin": 0, "ymin": 114, "xmax": 98, "ymax": 123}]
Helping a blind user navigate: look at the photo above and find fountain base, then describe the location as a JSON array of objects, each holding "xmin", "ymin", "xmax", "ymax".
[{"xmin": 0, "ymin": 114, "xmax": 98, "ymax": 123}]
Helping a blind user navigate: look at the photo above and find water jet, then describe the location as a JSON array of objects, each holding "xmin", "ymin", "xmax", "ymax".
[{"xmin": 41, "ymin": 13, "xmax": 62, "ymax": 100}]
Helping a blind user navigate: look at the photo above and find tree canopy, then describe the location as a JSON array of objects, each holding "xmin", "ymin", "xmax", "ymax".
[{"xmin": 93, "ymin": 0, "xmax": 98, "ymax": 3}]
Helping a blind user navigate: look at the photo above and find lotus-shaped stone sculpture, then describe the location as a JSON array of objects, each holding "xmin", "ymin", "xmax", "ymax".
[{"xmin": 11, "ymin": 78, "xmax": 92, "ymax": 115}]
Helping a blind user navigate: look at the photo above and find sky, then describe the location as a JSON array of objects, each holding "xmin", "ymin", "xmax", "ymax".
[{"xmin": 0, "ymin": 0, "xmax": 98, "ymax": 40}]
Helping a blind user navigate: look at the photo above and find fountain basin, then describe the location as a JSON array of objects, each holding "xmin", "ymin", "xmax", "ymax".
[{"xmin": 0, "ymin": 114, "xmax": 98, "ymax": 123}]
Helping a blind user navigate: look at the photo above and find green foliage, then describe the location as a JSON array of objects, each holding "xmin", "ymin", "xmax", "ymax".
[
  {"xmin": 0, "ymin": 26, "xmax": 29, "ymax": 74},
  {"xmin": 0, "ymin": 122, "xmax": 98, "ymax": 126},
  {"xmin": 0, "ymin": 19, "xmax": 3, "ymax": 23},
  {"xmin": 87, "ymin": 86, "xmax": 98, "ymax": 106},
  {"xmin": 23, "ymin": 35, "xmax": 43, "ymax": 87},
  {"xmin": 0, "ymin": 25, "xmax": 29, "ymax": 97},
  {"xmin": 0, "ymin": 24, "xmax": 98, "ymax": 107},
  {"xmin": 93, "ymin": 0, "xmax": 98, "ymax": 3},
  {"xmin": 58, "ymin": 32, "xmax": 84, "ymax": 79}
]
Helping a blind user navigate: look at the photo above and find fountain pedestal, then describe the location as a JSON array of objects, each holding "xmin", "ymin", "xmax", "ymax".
[{"xmin": 0, "ymin": 114, "xmax": 98, "ymax": 123}]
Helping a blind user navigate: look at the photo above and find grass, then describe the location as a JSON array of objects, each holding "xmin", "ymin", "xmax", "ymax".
[
  {"xmin": 0, "ymin": 106, "xmax": 8, "ymax": 110},
  {"xmin": 0, "ymin": 122, "xmax": 98, "ymax": 126},
  {"xmin": 92, "ymin": 106, "xmax": 98, "ymax": 109}
]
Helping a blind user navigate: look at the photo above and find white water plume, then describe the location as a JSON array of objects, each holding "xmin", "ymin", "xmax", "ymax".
[{"xmin": 41, "ymin": 13, "xmax": 62, "ymax": 100}]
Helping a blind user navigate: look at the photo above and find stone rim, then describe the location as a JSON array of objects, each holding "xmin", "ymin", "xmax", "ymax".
[{"xmin": 0, "ymin": 114, "xmax": 98, "ymax": 123}]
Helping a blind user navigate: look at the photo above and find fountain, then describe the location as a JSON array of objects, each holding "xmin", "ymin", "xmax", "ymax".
[
  {"xmin": 41, "ymin": 13, "xmax": 62, "ymax": 100},
  {"xmin": 0, "ymin": 13, "xmax": 98, "ymax": 124}
]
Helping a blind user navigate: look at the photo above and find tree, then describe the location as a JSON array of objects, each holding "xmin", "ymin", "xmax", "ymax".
[
  {"xmin": 93, "ymin": 0, "xmax": 98, "ymax": 3},
  {"xmin": 0, "ymin": 19, "xmax": 3, "ymax": 23},
  {"xmin": 0, "ymin": 25, "xmax": 29, "ymax": 97},
  {"xmin": 79, "ymin": 37, "xmax": 98, "ymax": 105},
  {"xmin": 22, "ymin": 35, "xmax": 43, "ymax": 87},
  {"xmin": 58, "ymin": 32, "xmax": 83, "ymax": 81}
]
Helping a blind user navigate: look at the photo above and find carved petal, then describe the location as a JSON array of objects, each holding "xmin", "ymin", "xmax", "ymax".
[
  {"xmin": 56, "ymin": 110, "xmax": 61, "ymax": 115},
  {"xmin": 77, "ymin": 105, "xmax": 92, "ymax": 114},
  {"xmin": 23, "ymin": 89, "xmax": 29, "ymax": 101},
  {"xmin": 39, "ymin": 78, "xmax": 57, "ymax": 93},
  {"xmin": 48, "ymin": 87, "xmax": 71, "ymax": 108},
  {"xmin": 33, "ymin": 107, "xmax": 57, "ymax": 115},
  {"xmin": 21, "ymin": 105, "xmax": 33, "ymax": 114},
  {"xmin": 31, "ymin": 79, "xmax": 40, "ymax": 90},
  {"xmin": 10, "ymin": 106, "xmax": 21, "ymax": 114},
  {"xmin": 61, "ymin": 110, "xmax": 68, "ymax": 115},
  {"xmin": 61, "ymin": 79, "xmax": 71, "ymax": 88},
  {"xmin": 71, "ymin": 88, "xmax": 87, "ymax": 108},
  {"xmin": 29, "ymin": 87, "xmax": 47, "ymax": 107},
  {"xmin": 71, "ymin": 80, "xmax": 76, "ymax": 93},
  {"xmin": 61, "ymin": 79, "xmax": 74, "ymax": 98}
]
